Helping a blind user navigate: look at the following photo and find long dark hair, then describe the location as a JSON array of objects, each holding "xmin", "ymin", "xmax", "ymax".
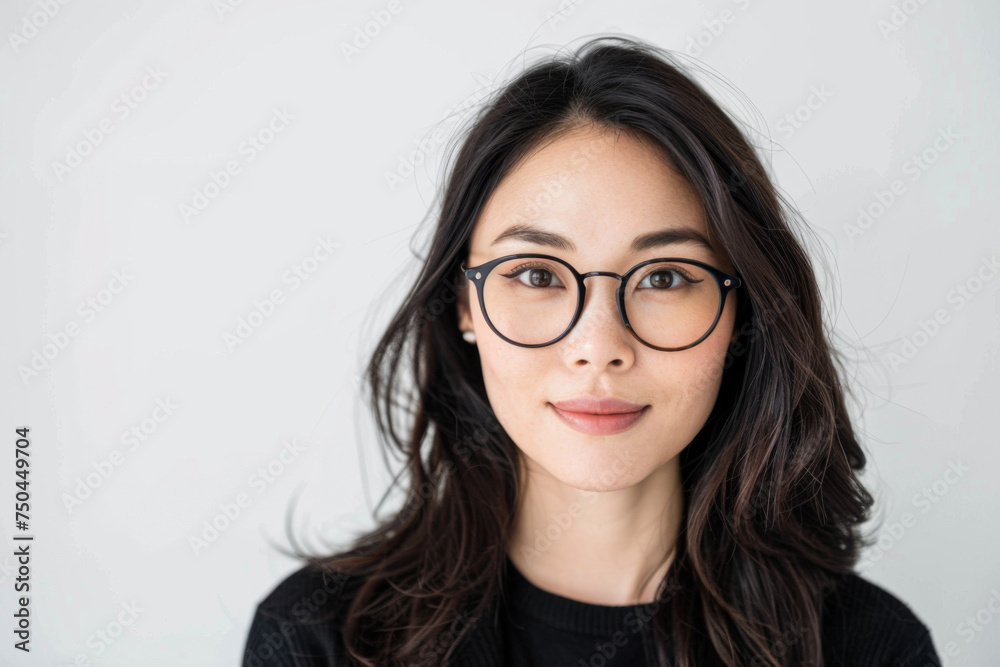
[{"xmin": 282, "ymin": 35, "xmax": 876, "ymax": 666}]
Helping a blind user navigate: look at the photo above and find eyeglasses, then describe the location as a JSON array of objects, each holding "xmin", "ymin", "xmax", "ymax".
[{"xmin": 460, "ymin": 253, "xmax": 742, "ymax": 351}]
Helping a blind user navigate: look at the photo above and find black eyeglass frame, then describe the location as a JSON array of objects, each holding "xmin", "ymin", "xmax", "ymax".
[{"xmin": 460, "ymin": 253, "xmax": 743, "ymax": 351}]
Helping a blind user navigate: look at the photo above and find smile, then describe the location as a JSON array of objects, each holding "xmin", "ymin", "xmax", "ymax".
[{"xmin": 549, "ymin": 404, "xmax": 650, "ymax": 435}]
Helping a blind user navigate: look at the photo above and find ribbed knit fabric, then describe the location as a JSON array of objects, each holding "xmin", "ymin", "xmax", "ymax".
[
  {"xmin": 242, "ymin": 565, "xmax": 359, "ymax": 667},
  {"xmin": 502, "ymin": 553, "xmax": 659, "ymax": 665},
  {"xmin": 241, "ymin": 557, "xmax": 942, "ymax": 666}
]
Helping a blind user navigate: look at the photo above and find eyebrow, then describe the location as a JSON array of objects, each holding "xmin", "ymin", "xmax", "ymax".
[{"xmin": 489, "ymin": 224, "xmax": 716, "ymax": 254}]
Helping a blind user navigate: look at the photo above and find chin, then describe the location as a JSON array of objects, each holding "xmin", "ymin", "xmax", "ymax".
[{"xmin": 543, "ymin": 451, "xmax": 648, "ymax": 492}]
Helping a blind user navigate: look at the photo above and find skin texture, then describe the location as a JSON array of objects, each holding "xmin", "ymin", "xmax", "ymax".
[{"xmin": 457, "ymin": 125, "xmax": 740, "ymax": 606}]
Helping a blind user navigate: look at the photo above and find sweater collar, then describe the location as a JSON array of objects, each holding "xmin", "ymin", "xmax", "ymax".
[{"xmin": 451, "ymin": 554, "xmax": 663, "ymax": 666}]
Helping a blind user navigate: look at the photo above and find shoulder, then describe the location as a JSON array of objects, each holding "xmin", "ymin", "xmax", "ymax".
[
  {"xmin": 255, "ymin": 560, "xmax": 363, "ymax": 623},
  {"xmin": 242, "ymin": 561, "xmax": 367, "ymax": 667},
  {"xmin": 822, "ymin": 572, "xmax": 941, "ymax": 666}
]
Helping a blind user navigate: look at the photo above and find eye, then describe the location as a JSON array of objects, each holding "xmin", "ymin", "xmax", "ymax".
[
  {"xmin": 636, "ymin": 267, "xmax": 698, "ymax": 290},
  {"xmin": 503, "ymin": 262, "xmax": 566, "ymax": 288}
]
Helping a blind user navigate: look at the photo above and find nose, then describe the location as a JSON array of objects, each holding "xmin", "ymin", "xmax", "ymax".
[{"xmin": 560, "ymin": 272, "xmax": 636, "ymax": 367}]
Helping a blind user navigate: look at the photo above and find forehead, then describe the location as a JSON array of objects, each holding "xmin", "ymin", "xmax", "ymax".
[{"xmin": 468, "ymin": 127, "xmax": 718, "ymax": 264}]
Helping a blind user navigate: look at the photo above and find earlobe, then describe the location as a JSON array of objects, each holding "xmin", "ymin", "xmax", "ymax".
[{"xmin": 457, "ymin": 295, "xmax": 477, "ymax": 344}]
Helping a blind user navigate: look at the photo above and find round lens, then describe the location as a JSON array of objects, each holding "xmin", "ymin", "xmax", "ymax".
[
  {"xmin": 481, "ymin": 257, "xmax": 578, "ymax": 345},
  {"xmin": 623, "ymin": 261, "xmax": 721, "ymax": 349}
]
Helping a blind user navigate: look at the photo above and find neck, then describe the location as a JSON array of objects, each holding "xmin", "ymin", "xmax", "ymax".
[{"xmin": 506, "ymin": 455, "xmax": 683, "ymax": 606}]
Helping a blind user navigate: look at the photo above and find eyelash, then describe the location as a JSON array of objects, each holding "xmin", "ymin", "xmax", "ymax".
[{"xmin": 505, "ymin": 262, "xmax": 700, "ymax": 285}]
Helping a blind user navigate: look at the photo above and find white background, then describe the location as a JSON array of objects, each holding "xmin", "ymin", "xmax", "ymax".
[{"xmin": 1, "ymin": 0, "xmax": 997, "ymax": 665}]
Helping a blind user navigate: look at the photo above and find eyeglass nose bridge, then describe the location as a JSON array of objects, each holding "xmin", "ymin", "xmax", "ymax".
[
  {"xmin": 579, "ymin": 270, "xmax": 626, "ymax": 281},
  {"xmin": 567, "ymin": 270, "xmax": 632, "ymax": 339}
]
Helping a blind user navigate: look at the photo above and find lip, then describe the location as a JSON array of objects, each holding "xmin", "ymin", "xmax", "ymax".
[
  {"xmin": 551, "ymin": 396, "xmax": 647, "ymax": 414},
  {"xmin": 549, "ymin": 396, "xmax": 650, "ymax": 436}
]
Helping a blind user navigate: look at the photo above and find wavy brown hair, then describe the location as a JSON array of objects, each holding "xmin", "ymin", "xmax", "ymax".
[{"xmin": 281, "ymin": 35, "xmax": 876, "ymax": 666}]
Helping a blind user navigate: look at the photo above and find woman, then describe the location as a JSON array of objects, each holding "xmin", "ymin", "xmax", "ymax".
[{"xmin": 242, "ymin": 35, "xmax": 941, "ymax": 666}]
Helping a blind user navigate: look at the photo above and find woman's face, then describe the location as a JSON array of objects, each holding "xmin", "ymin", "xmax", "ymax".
[{"xmin": 457, "ymin": 126, "xmax": 740, "ymax": 492}]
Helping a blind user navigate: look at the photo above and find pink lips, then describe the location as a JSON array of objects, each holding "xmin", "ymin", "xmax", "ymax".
[{"xmin": 549, "ymin": 396, "xmax": 650, "ymax": 436}]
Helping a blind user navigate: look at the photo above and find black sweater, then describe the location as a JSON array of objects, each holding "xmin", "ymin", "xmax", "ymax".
[{"xmin": 242, "ymin": 555, "xmax": 941, "ymax": 666}]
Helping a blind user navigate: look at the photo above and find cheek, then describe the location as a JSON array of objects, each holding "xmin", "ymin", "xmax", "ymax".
[
  {"xmin": 471, "ymin": 305, "xmax": 541, "ymax": 419},
  {"xmin": 672, "ymin": 308, "xmax": 736, "ymax": 411},
  {"xmin": 477, "ymin": 338, "xmax": 543, "ymax": 426},
  {"xmin": 479, "ymin": 354, "xmax": 555, "ymax": 468},
  {"xmin": 673, "ymin": 351, "xmax": 725, "ymax": 418}
]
